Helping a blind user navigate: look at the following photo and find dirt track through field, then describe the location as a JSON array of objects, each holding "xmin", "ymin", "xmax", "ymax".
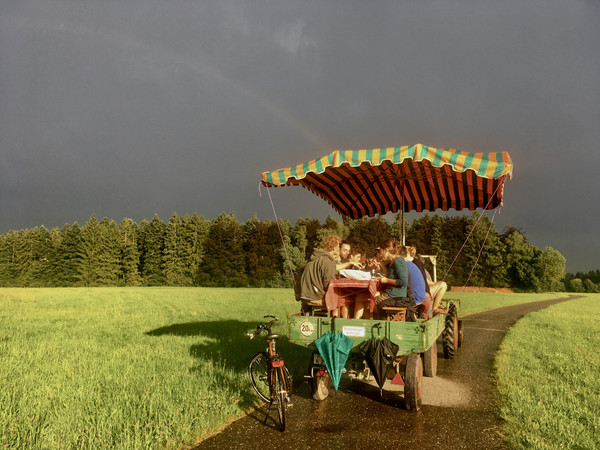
[{"xmin": 195, "ymin": 296, "xmax": 579, "ymax": 449}]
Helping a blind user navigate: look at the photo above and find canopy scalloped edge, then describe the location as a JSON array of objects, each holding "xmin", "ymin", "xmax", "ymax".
[{"xmin": 261, "ymin": 143, "xmax": 513, "ymax": 187}]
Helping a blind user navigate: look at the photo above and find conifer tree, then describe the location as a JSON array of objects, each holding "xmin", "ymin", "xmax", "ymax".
[
  {"xmin": 278, "ymin": 234, "xmax": 305, "ymax": 288},
  {"xmin": 316, "ymin": 215, "xmax": 349, "ymax": 244},
  {"xmin": 77, "ymin": 215, "xmax": 121, "ymax": 286},
  {"xmin": 291, "ymin": 219, "xmax": 308, "ymax": 259},
  {"xmin": 463, "ymin": 212, "xmax": 507, "ymax": 287},
  {"xmin": 439, "ymin": 215, "xmax": 470, "ymax": 286},
  {"xmin": 0, "ymin": 230, "xmax": 19, "ymax": 286},
  {"xmin": 24, "ymin": 226, "xmax": 53, "ymax": 286},
  {"xmin": 119, "ymin": 218, "xmax": 141, "ymax": 285},
  {"xmin": 245, "ymin": 220, "xmax": 281, "ymax": 287},
  {"xmin": 198, "ymin": 212, "xmax": 247, "ymax": 287},
  {"xmin": 304, "ymin": 217, "xmax": 321, "ymax": 259},
  {"xmin": 188, "ymin": 213, "xmax": 210, "ymax": 284},
  {"xmin": 346, "ymin": 217, "xmax": 390, "ymax": 256},
  {"xmin": 139, "ymin": 214, "xmax": 167, "ymax": 286},
  {"xmin": 56, "ymin": 223, "xmax": 82, "ymax": 286},
  {"xmin": 389, "ymin": 212, "xmax": 409, "ymax": 245},
  {"xmin": 242, "ymin": 213, "xmax": 261, "ymax": 241},
  {"xmin": 97, "ymin": 218, "xmax": 122, "ymax": 285},
  {"xmin": 78, "ymin": 214, "xmax": 103, "ymax": 286},
  {"xmin": 164, "ymin": 213, "xmax": 189, "ymax": 286},
  {"xmin": 406, "ymin": 213, "xmax": 434, "ymax": 254}
]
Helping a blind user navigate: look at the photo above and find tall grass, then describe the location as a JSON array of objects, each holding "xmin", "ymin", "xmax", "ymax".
[
  {"xmin": 0, "ymin": 288, "xmax": 310, "ymax": 448},
  {"xmin": 494, "ymin": 294, "xmax": 600, "ymax": 449},
  {"xmin": 0, "ymin": 288, "xmax": 571, "ymax": 448}
]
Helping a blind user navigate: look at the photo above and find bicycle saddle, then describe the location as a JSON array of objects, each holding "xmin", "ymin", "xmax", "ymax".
[{"xmin": 267, "ymin": 333, "xmax": 281, "ymax": 341}]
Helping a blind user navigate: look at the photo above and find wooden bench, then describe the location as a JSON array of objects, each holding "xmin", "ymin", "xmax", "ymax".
[
  {"xmin": 300, "ymin": 298, "xmax": 331, "ymax": 317},
  {"xmin": 380, "ymin": 306, "xmax": 407, "ymax": 321}
]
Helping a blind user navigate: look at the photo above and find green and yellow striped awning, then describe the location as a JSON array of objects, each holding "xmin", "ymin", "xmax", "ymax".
[{"xmin": 261, "ymin": 143, "xmax": 513, "ymax": 219}]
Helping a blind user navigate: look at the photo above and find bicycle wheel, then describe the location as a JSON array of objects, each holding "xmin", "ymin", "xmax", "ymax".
[
  {"xmin": 249, "ymin": 352, "xmax": 270, "ymax": 403},
  {"xmin": 282, "ymin": 365, "xmax": 293, "ymax": 397},
  {"xmin": 274, "ymin": 367, "xmax": 287, "ymax": 431}
]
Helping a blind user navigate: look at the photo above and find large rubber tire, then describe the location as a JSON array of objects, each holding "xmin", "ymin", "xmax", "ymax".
[
  {"xmin": 273, "ymin": 368, "xmax": 286, "ymax": 431},
  {"xmin": 248, "ymin": 352, "xmax": 270, "ymax": 403},
  {"xmin": 423, "ymin": 342, "xmax": 438, "ymax": 377},
  {"xmin": 443, "ymin": 305, "xmax": 459, "ymax": 359},
  {"xmin": 311, "ymin": 374, "xmax": 330, "ymax": 401},
  {"xmin": 458, "ymin": 319, "xmax": 465, "ymax": 347},
  {"xmin": 404, "ymin": 353, "xmax": 423, "ymax": 411}
]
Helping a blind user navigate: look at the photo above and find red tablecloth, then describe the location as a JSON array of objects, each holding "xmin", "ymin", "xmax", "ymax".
[{"xmin": 324, "ymin": 278, "xmax": 381, "ymax": 312}]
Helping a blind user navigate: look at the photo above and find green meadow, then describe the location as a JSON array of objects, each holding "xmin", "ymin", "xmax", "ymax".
[
  {"xmin": 0, "ymin": 288, "xmax": 584, "ymax": 448},
  {"xmin": 495, "ymin": 294, "xmax": 600, "ymax": 449}
]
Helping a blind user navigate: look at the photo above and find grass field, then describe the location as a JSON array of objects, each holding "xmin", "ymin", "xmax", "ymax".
[
  {"xmin": 494, "ymin": 294, "xmax": 600, "ymax": 449},
  {"xmin": 449, "ymin": 291, "xmax": 566, "ymax": 317},
  {"xmin": 0, "ymin": 288, "xmax": 572, "ymax": 448}
]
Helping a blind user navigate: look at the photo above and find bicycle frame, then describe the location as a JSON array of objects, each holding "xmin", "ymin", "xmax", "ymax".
[
  {"xmin": 266, "ymin": 339, "xmax": 287, "ymax": 397},
  {"xmin": 247, "ymin": 316, "xmax": 292, "ymax": 431}
]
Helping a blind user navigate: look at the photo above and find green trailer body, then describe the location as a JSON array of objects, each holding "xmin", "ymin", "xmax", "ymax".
[
  {"xmin": 288, "ymin": 298, "xmax": 459, "ymax": 355},
  {"xmin": 289, "ymin": 315, "xmax": 442, "ymax": 355},
  {"xmin": 289, "ymin": 299, "xmax": 461, "ymax": 410}
]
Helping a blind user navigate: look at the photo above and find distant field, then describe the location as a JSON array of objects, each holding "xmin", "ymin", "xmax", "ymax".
[
  {"xmin": 495, "ymin": 294, "xmax": 600, "ymax": 449},
  {"xmin": 448, "ymin": 291, "xmax": 566, "ymax": 317},
  {"xmin": 0, "ymin": 288, "xmax": 570, "ymax": 448}
]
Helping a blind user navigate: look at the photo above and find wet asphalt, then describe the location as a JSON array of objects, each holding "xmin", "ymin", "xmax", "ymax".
[{"xmin": 194, "ymin": 296, "xmax": 578, "ymax": 450}]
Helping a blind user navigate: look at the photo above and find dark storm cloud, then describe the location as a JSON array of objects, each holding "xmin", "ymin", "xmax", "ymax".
[{"xmin": 1, "ymin": 0, "xmax": 599, "ymax": 272}]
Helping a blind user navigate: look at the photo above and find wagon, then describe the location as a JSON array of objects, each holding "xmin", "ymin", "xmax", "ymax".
[
  {"xmin": 287, "ymin": 300, "xmax": 462, "ymax": 410},
  {"xmin": 260, "ymin": 143, "xmax": 512, "ymax": 411}
]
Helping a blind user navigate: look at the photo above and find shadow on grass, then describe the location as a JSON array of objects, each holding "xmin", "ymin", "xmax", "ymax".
[
  {"xmin": 145, "ymin": 319, "xmax": 313, "ymax": 391},
  {"xmin": 146, "ymin": 320, "xmax": 257, "ymax": 370}
]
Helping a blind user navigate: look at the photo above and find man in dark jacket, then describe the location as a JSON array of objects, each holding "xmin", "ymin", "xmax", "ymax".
[{"xmin": 299, "ymin": 235, "xmax": 342, "ymax": 314}]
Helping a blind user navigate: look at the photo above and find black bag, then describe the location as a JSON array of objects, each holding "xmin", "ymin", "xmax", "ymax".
[{"xmin": 379, "ymin": 296, "xmax": 418, "ymax": 322}]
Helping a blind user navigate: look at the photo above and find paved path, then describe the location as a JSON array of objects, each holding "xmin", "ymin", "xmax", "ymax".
[{"xmin": 196, "ymin": 296, "xmax": 578, "ymax": 449}]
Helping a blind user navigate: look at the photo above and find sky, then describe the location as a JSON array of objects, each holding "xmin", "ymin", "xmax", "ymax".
[{"xmin": 1, "ymin": 0, "xmax": 599, "ymax": 273}]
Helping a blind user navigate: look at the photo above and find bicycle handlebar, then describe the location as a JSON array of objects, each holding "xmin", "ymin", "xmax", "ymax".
[{"xmin": 246, "ymin": 316, "xmax": 279, "ymax": 339}]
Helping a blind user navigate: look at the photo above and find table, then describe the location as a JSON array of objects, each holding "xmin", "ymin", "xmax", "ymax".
[{"xmin": 324, "ymin": 278, "xmax": 381, "ymax": 312}]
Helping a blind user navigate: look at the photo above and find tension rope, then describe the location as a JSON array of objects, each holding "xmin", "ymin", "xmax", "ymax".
[{"xmin": 259, "ymin": 182, "xmax": 296, "ymax": 285}]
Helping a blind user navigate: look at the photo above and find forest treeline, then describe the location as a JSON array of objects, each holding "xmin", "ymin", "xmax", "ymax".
[{"xmin": 0, "ymin": 211, "xmax": 595, "ymax": 292}]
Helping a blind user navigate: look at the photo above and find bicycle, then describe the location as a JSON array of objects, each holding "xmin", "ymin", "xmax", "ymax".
[{"xmin": 247, "ymin": 315, "xmax": 292, "ymax": 431}]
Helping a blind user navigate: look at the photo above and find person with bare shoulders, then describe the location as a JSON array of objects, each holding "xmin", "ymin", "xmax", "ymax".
[{"xmin": 407, "ymin": 245, "xmax": 448, "ymax": 315}]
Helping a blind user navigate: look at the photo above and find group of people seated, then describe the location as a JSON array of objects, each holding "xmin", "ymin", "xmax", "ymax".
[{"xmin": 297, "ymin": 235, "xmax": 448, "ymax": 321}]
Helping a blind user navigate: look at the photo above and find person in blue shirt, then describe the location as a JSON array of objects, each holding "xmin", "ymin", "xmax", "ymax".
[{"xmin": 403, "ymin": 246, "xmax": 430, "ymax": 317}]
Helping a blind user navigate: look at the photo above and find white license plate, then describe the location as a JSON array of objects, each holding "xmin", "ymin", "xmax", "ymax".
[{"xmin": 313, "ymin": 353, "xmax": 324, "ymax": 365}]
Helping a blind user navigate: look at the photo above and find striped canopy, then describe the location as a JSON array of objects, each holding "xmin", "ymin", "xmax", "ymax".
[{"xmin": 261, "ymin": 143, "xmax": 513, "ymax": 219}]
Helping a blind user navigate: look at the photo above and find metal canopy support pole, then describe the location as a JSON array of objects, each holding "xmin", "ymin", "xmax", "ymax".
[
  {"xmin": 401, "ymin": 207, "xmax": 405, "ymax": 246},
  {"xmin": 399, "ymin": 176, "xmax": 405, "ymax": 246},
  {"xmin": 421, "ymin": 255, "xmax": 438, "ymax": 282}
]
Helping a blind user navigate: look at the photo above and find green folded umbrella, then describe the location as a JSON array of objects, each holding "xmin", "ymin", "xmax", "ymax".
[{"xmin": 314, "ymin": 332, "xmax": 354, "ymax": 390}]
